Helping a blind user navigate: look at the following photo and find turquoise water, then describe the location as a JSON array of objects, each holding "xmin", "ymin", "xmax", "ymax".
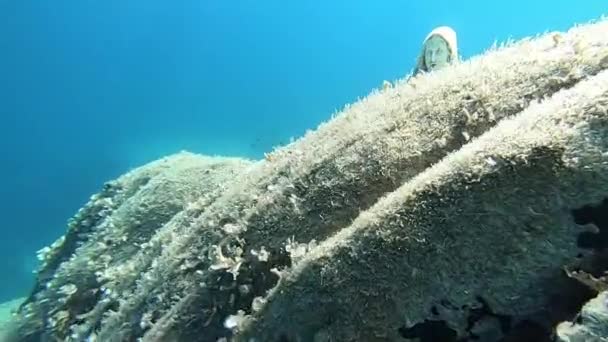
[{"xmin": 0, "ymin": 0, "xmax": 606, "ymax": 302}]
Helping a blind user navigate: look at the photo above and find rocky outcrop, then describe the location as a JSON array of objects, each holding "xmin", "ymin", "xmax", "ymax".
[{"xmin": 6, "ymin": 18, "xmax": 608, "ymax": 342}]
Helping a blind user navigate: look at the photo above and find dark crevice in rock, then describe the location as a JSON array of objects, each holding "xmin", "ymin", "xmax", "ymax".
[
  {"xmin": 573, "ymin": 198, "xmax": 608, "ymax": 251},
  {"xmin": 497, "ymin": 198, "xmax": 608, "ymax": 341},
  {"xmin": 398, "ymin": 319, "xmax": 458, "ymax": 342},
  {"xmin": 499, "ymin": 319, "xmax": 552, "ymax": 342},
  {"xmin": 147, "ymin": 245, "xmax": 293, "ymax": 341},
  {"xmin": 466, "ymin": 296, "xmax": 511, "ymax": 340}
]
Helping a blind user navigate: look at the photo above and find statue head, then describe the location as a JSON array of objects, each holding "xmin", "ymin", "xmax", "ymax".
[
  {"xmin": 413, "ymin": 26, "xmax": 458, "ymax": 76},
  {"xmin": 423, "ymin": 34, "xmax": 452, "ymax": 70}
]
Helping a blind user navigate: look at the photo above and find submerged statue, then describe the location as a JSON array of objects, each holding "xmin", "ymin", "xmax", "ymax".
[{"xmin": 413, "ymin": 25, "xmax": 459, "ymax": 75}]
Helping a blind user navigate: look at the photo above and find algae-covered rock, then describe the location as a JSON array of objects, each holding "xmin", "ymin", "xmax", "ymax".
[
  {"xmin": 6, "ymin": 152, "xmax": 253, "ymax": 341},
  {"xmin": 7, "ymin": 17, "xmax": 608, "ymax": 342},
  {"xmin": 237, "ymin": 65, "xmax": 608, "ymax": 342}
]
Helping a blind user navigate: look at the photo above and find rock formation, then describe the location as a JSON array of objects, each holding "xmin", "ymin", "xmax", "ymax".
[{"xmin": 5, "ymin": 18, "xmax": 608, "ymax": 342}]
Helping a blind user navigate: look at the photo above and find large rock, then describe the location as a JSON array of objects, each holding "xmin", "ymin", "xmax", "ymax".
[
  {"xmin": 4, "ymin": 152, "xmax": 252, "ymax": 341},
  {"xmin": 6, "ymin": 18, "xmax": 608, "ymax": 342},
  {"xmin": 238, "ymin": 65, "xmax": 608, "ymax": 342}
]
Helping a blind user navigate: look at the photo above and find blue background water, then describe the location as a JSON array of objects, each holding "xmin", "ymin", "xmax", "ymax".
[{"xmin": 0, "ymin": 0, "xmax": 605, "ymax": 302}]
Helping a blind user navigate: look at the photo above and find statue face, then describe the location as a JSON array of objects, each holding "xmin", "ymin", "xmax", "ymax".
[{"xmin": 423, "ymin": 35, "xmax": 451, "ymax": 71}]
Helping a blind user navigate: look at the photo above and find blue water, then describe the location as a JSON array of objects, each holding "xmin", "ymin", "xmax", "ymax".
[{"xmin": 0, "ymin": 0, "xmax": 605, "ymax": 302}]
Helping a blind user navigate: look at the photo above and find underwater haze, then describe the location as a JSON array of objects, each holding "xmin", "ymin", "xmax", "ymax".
[{"xmin": 0, "ymin": 0, "xmax": 606, "ymax": 302}]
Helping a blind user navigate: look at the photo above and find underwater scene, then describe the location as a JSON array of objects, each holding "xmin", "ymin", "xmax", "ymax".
[{"xmin": 1, "ymin": 0, "xmax": 608, "ymax": 341}]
